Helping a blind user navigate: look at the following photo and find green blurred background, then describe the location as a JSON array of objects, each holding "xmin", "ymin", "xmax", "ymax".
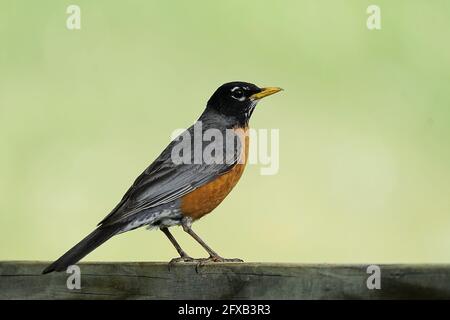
[{"xmin": 1, "ymin": 1, "xmax": 449, "ymax": 263}]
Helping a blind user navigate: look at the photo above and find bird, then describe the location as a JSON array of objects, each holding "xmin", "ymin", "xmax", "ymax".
[{"xmin": 42, "ymin": 81, "xmax": 282, "ymax": 274}]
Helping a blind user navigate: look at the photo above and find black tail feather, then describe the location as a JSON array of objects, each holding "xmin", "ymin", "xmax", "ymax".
[{"xmin": 42, "ymin": 225, "xmax": 119, "ymax": 274}]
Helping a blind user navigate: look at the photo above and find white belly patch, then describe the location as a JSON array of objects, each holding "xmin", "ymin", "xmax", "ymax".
[{"xmin": 118, "ymin": 208, "xmax": 181, "ymax": 233}]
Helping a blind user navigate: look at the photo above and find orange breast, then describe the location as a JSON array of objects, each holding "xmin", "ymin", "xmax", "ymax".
[{"xmin": 181, "ymin": 127, "xmax": 249, "ymax": 220}]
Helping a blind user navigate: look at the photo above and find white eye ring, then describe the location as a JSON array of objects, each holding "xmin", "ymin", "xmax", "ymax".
[{"xmin": 231, "ymin": 87, "xmax": 245, "ymax": 101}]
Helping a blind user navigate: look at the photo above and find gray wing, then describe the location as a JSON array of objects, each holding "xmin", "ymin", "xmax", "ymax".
[{"xmin": 98, "ymin": 124, "xmax": 242, "ymax": 226}]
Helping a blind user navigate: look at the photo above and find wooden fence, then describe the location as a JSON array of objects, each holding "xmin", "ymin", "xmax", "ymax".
[{"xmin": 1, "ymin": 261, "xmax": 449, "ymax": 299}]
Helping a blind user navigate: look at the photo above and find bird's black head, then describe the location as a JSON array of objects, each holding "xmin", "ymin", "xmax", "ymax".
[{"xmin": 205, "ymin": 81, "xmax": 282, "ymax": 127}]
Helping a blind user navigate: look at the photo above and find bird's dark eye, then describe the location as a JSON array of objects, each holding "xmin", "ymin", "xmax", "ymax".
[{"xmin": 231, "ymin": 87, "xmax": 245, "ymax": 101}]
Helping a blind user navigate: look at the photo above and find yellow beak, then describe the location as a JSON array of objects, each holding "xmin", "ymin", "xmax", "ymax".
[{"xmin": 250, "ymin": 87, "xmax": 283, "ymax": 101}]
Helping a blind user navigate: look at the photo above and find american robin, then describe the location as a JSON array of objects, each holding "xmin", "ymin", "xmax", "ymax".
[{"xmin": 43, "ymin": 82, "xmax": 282, "ymax": 273}]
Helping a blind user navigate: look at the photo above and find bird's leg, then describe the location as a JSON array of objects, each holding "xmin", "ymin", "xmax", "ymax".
[
  {"xmin": 181, "ymin": 217, "xmax": 243, "ymax": 263},
  {"xmin": 161, "ymin": 227, "xmax": 194, "ymax": 264}
]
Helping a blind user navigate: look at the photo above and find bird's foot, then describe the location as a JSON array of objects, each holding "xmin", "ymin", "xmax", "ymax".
[
  {"xmin": 168, "ymin": 254, "xmax": 197, "ymax": 270},
  {"xmin": 169, "ymin": 256, "xmax": 196, "ymax": 264},
  {"xmin": 199, "ymin": 255, "xmax": 244, "ymax": 264}
]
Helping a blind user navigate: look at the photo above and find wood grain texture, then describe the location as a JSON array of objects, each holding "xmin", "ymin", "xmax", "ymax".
[{"xmin": 1, "ymin": 262, "xmax": 450, "ymax": 300}]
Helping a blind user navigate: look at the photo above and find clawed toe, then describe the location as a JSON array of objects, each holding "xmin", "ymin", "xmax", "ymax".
[
  {"xmin": 169, "ymin": 256, "xmax": 195, "ymax": 264},
  {"xmin": 199, "ymin": 256, "xmax": 244, "ymax": 264}
]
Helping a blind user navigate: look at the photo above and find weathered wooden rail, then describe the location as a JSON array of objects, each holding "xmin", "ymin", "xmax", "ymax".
[{"xmin": 1, "ymin": 262, "xmax": 450, "ymax": 299}]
